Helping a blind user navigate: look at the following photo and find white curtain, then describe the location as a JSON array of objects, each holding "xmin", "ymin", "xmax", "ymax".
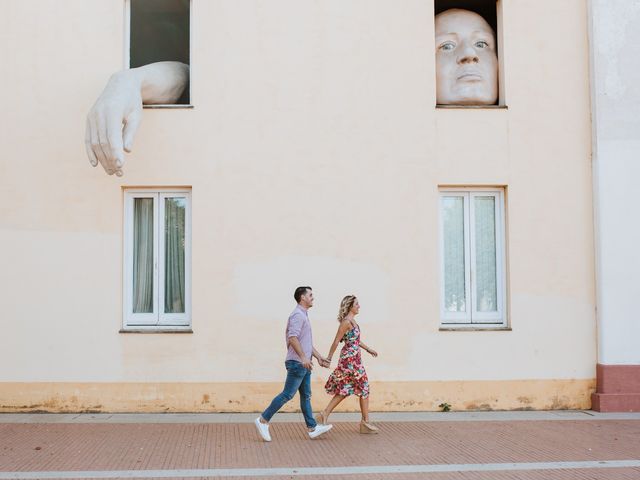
[
  {"xmin": 133, "ymin": 198, "xmax": 154, "ymax": 313},
  {"xmin": 442, "ymin": 196, "xmax": 466, "ymax": 312},
  {"xmin": 164, "ymin": 197, "xmax": 186, "ymax": 314},
  {"xmin": 474, "ymin": 196, "xmax": 497, "ymax": 312}
]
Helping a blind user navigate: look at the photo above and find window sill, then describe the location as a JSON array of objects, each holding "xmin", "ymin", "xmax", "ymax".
[
  {"xmin": 439, "ymin": 326, "xmax": 511, "ymax": 332},
  {"xmin": 119, "ymin": 328, "xmax": 193, "ymax": 334},
  {"xmin": 143, "ymin": 104, "xmax": 194, "ymax": 109},
  {"xmin": 436, "ymin": 105, "xmax": 508, "ymax": 110}
]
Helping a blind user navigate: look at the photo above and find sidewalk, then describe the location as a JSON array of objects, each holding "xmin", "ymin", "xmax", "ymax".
[{"xmin": 1, "ymin": 411, "xmax": 639, "ymax": 479}]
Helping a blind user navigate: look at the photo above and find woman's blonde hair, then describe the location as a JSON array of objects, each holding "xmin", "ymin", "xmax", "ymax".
[{"xmin": 337, "ymin": 295, "xmax": 357, "ymax": 322}]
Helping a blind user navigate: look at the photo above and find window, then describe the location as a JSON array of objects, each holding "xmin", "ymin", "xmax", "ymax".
[
  {"xmin": 439, "ymin": 188, "xmax": 507, "ymax": 326},
  {"xmin": 126, "ymin": 0, "xmax": 191, "ymax": 104},
  {"xmin": 434, "ymin": 0, "xmax": 505, "ymax": 106},
  {"xmin": 123, "ymin": 189, "xmax": 192, "ymax": 330},
  {"xmin": 435, "ymin": 1, "xmax": 498, "ymax": 38}
]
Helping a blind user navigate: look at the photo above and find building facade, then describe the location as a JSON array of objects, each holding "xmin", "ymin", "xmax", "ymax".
[{"xmin": 0, "ymin": 0, "xmax": 620, "ymax": 412}]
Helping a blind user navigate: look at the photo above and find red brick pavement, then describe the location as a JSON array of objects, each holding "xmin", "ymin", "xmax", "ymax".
[{"xmin": 1, "ymin": 420, "xmax": 639, "ymax": 479}]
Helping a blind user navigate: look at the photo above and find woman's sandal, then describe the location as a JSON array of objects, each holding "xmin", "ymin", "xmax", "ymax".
[{"xmin": 359, "ymin": 421, "xmax": 379, "ymax": 434}]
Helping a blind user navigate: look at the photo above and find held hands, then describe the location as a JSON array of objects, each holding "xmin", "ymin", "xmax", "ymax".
[{"xmin": 302, "ymin": 357, "xmax": 330, "ymax": 370}]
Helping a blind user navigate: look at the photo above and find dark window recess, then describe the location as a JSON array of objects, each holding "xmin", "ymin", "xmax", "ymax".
[
  {"xmin": 130, "ymin": 0, "xmax": 190, "ymax": 104},
  {"xmin": 435, "ymin": 0, "xmax": 497, "ymax": 37}
]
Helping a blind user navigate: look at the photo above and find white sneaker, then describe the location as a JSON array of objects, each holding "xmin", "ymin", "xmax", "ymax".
[
  {"xmin": 308, "ymin": 423, "xmax": 333, "ymax": 439},
  {"xmin": 254, "ymin": 417, "xmax": 271, "ymax": 442}
]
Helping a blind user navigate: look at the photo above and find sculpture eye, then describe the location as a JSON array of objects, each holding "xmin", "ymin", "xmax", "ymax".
[
  {"xmin": 439, "ymin": 41, "xmax": 456, "ymax": 52},
  {"xmin": 475, "ymin": 41, "xmax": 489, "ymax": 49}
]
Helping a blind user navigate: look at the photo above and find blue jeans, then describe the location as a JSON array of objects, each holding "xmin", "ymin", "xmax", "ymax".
[{"xmin": 261, "ymin": 360, "xmax": 317, "ymax": 429}]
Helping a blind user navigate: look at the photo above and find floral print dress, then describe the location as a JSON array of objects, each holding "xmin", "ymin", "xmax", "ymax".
[{"xmin": 324, "ymin": 324, "xmax": 370, "ymax": 398}]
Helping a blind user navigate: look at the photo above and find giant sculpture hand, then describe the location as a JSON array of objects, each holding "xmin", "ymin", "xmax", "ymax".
[
  {"xmin": 435, "ymin": 9, "xmax": 498, "ymax": 105},
  {"xmin": 85, "ymin": 61, "xmax": 189, "ymax": 176}
]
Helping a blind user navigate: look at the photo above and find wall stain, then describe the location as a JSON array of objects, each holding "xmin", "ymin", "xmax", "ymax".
[
  {"xmin": 547, "ymin": 395, "xmax": 572, "ymax": 410},
  {"xmin": 0, "ymin": 380, "xmax": 595, "ymax": 412}
]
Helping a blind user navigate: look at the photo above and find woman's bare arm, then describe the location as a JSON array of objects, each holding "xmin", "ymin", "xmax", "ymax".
[
  {"xmin": 327, "ymin": 320, "xmax": 352, "ymax": 362},
  {"xmin": 359, "ymin": 340, "xmax": 378, "ymax": 357}
]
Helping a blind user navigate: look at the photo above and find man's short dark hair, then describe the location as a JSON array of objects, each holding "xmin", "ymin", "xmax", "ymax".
[{"xmin": 294, "ymin": 286, "xmax": 312, "ymax": 303}]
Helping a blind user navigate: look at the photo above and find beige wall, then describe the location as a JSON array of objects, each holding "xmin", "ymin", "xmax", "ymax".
[{"xmin": 0, "ymin": 0, "xmax": 595, "ymax": 411}]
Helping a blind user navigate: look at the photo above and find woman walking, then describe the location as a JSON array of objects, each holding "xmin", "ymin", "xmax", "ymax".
[{"xmin": 317, "ymin": 295, "xmax": 379, "ymax": 433}]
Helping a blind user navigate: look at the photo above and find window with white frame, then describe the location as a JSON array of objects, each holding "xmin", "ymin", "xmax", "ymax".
[
  {"xmin": 123, "ymin": 189, "xmax": 192, "ymax": 330},
  {"xmin": 126, "ymin": 0, "xmax": 191, "ymax": 104},
  {"xmin": 439, "ymin": 188, "xmax": 506, "ymax": 326}
]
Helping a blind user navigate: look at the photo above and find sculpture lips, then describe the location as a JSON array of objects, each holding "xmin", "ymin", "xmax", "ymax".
[{"xmin": 457, "ymin": 71, "xmax": 482, "ymax": 81}]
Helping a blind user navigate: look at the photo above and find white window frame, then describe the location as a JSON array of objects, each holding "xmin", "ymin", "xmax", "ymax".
[
  {"xmin": 439, "ymin": 188, "xmax": 507, "ymax": 327},
  {"xmin": 124, "ymin": 0, "xmax": 193, "ymax": 108},
  {"xmin": 123, "ymin": 188, "xmax": 192, "ymax": 331}
]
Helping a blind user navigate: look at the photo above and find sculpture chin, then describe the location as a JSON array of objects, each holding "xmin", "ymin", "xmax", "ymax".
[
  {"xmin": 438, "ymin": 86, "xmax": 498, "ymax": 106},
  {"xmin": 439, "ymin": 96, "xmax": 497, "ymax": 106}
]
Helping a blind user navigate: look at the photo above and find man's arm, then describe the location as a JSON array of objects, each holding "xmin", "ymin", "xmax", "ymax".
[
  {"xmin": 288, "ymin": 337, "xmax": 312, "ymax": 370},
  {"xmin": 85, "ymin": 61, "xmax": 189, "ymax": 176},
  {"xmin": 312, "ymin": 347, "xmax": 330, "ymax": 368}
]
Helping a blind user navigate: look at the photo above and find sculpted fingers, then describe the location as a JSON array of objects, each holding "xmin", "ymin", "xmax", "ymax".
[
  {"xmin": 85, "ymin": 142, "xmax": 98, "ymax": 168},
  {"xmin": 96, "ymin": 138, "xmax": 115, "ymax": 175},
  {"xmin": 123, "ymin": 107, "xmax": 142, "ymax": 153},
  {"xmin": 85, "ymin": 118, "xmax": 98, "ymax": 167},
  {"xmin": 106, "ymin": 113, "xmax": 125, "ymax": 171},
  {"xmin": 95, "ymin": 110, "xmax": 120, "ymax": 175},
  {"xmin": 88, "ymin": 114, "xmax": 110, "ymax": 175}
]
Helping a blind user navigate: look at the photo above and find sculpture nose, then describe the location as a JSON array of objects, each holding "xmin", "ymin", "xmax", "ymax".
[{"xmin": 458, "ymin": 44, "xmax": 479, "ymax": 64}]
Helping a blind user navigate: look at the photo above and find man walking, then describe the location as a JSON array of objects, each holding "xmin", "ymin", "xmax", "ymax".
[{"xmin": 254, "ymin": 286, "xmax": 333, "ymax": 441}]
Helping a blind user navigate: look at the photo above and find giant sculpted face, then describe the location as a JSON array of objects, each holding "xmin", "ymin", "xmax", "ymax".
[{"xmin": 435, "ymin": 9, "xmax": 498, "ymax": 105}]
